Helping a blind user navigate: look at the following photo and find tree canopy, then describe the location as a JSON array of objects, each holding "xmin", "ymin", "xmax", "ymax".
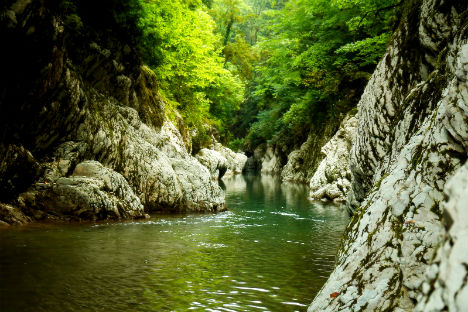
[{"xmin": 92, "ymin": 0, "xmax": 400, "ymax": 152}]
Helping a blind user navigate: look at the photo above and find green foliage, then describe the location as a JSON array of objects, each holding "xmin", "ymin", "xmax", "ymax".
[
  {"xmin": 58, "ymin": 0, "xmax": 399, "ymax": 152},
  {"xmin": 138, "ymin": 0, "xmax": 245, "ymax": 143},
  {"xmin": 228, "ymin": 138, "xmax": 245, "ymax": 152},
  {"xmin": 223, "ymin": 37, "xmax": 259, "ymax": 80},
  {"xmin": 191, "ymin": 126, "xmax": 213, "ymax": 154},
  {"xmin": 335, "ymin": 33, "xmax": 391, "ymax": 67},
  {"xmin": 241, "ymin": 0, "xmax": 399, "ymax": 150},
  {"xmin": 55, "ymin": 0, "xmax": 143, "ymax": 50}
]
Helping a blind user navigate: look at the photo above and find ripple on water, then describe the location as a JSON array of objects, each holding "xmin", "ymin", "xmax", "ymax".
[{"xmin": 0, "ymin": 175, "xmax": 348, "ymax": 312}]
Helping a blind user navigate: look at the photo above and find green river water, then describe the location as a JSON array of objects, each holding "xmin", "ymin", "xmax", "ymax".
[{"xmin": 0, "ymin": 175, "xmax": 349, "ymax": 312}]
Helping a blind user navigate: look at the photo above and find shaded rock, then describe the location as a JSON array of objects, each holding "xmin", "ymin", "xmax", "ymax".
[
  {"xmin": 18, "ymin": 161, "xmax": 144, "ymax": 220},
  {"xmin": 41, "ymin": 141, "xmax": 88, "ymax": 182},
  {"xmin": 309, "ymin": 114, "xmax": 357, "ymax": 202},
  {"xmin": 280, "ymin": 138, "xmax": 313, "ymax": 183},
  {"xmin": 280, "ymin": 119, "xmax": 343, "ymax": 184},
  {"xmin": 0, "ymin": 144, "xmax": 40, "ymax": 202},
  {"xmin": 196, "ymin": 148, "xmax": 228, "ymax": 180},
  {"xmin": 213, "ymin": 143, "xmax": 247, "ymax": 178},
  {"xmin": 243, "ymin": 146, "xmax": 265, "ymax": 173},
  {"xmin": 0, "ymin": 203, "xmax": 31, "ymax": 225},
  {"xmin": 309, "ymin": 1, "xmax": 468, "ymax": 310}
]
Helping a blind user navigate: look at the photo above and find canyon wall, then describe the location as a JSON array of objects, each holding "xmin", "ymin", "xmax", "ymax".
[
  {"xmin": 0, "ymin": 0, "xmax": 244, "ymax": 224},
  {"xmin": 309, "ymin": 0, "xmax": 468, "ymax": 310}
]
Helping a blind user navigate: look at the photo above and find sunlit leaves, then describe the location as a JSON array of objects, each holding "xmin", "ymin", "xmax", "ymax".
[
  {"xmin": 244, "ymin": 0, "xmax": 398, "ymax": 149},
  {"xmin": 138, "ymin": 0, "xmax": 245, "ymax": 142},
  {"xmin": 335, "ymin": 33, "xmax": 391, "ymax": 67}
]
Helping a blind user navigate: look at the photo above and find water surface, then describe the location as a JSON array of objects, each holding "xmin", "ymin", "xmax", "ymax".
[{"xmin": 0, "ymin": 175, "xmax": 348, "ymax": 311}]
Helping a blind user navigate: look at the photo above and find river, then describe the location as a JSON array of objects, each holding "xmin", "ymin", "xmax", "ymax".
[{"xmin": 0, "ymin": 175, "xmax": 348, "ymax": 312}]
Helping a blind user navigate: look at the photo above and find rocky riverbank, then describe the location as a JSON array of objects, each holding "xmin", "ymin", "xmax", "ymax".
[{"xmin": 0, "ymin": 0, "xmax": 245, "ymax": 225}]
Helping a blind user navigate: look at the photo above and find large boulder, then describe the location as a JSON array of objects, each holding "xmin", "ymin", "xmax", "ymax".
[
  {"xmin": 213, "ymin": 143, "xmax": 247, "ymax": 178},
  {"xmin": 195, "ymin": 148, "xmax": 228, "ymax": 180},
  {"xmin": 74, "ymin": 101, "xmax": 226, "ymax": 213},
  {"xmin": 171, "ymin": 158, "xmax": 225, "ymax": 211},
  {"xmin": 17, "ymin": 161, "xmax": 144, "ymax": 220},
  {"xmin": 195, "ymin": 144, "xmax": 248, "ymax": 180}
]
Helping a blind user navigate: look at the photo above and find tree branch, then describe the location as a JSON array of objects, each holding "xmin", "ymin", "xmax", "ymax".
[{"xmin": 356, "ymin": 0, "xmax": 403, "ymax": 30}]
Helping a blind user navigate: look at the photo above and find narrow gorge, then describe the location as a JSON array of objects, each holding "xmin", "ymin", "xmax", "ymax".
[
  {"xmin": 1, "ymin": 0, "xmax": 467, "ymax": 311},
  {"xmin": 0, "ymin": 0, "xmax": 248, "ymax": 223}
]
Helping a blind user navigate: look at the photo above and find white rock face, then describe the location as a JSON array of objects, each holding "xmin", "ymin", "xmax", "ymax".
[
  {"xmin": 260, "ymin": 144, "xmax": 284, "ymax": 175},
  {"xmin": 415, "ymin": 162, "xmax": 468, "ymax": 312},
  {"xmin": 281, "ymin": 136, "xmax": 315, "ymax": 183},
  {"xmin": 21, "ymin": 97, "xmax": 226, "ymax": 217},
  {"xmin": 19, "ymin": 161, "xmax": 144, "ymax": 220},
  {"xmin": 171, "ymin": 157, "xmax": 225, "ymax": 211},
  {"xmin": 309, "ymin": 114, "xmax": 357, "ymax": 202},
  {"xmin": 195, "ymin": 144, "xmax": 247, "ymax": 180},
  {"xmin": 309, "ymin": 1, "xmax": 468, "ymax": 310},
  {"xmin": 213, "ymin": 143, "xmax": 247, "ymax": 178},
  {"xmin": 195, "ymin": 148, "xmax": 228, "ymax": 180},
  {"xmin": 74, "ymin": 101, "xmax": 226, "ymax": 213}
]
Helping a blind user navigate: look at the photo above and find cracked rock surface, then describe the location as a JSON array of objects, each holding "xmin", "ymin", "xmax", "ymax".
[
  {"xmin": 196, "ymin": 148, "xmax": 228, "ymax": 180},
  {"xmin": 309, "ymin": 114, "xmax": 357, "ymax": 202},
  {"xmin": 309, "ymin": 0, "xmax": 468, "ymax": 310},
  {"xmin": 415, "ymin": 161, "xmax": 468, "ymax": 311},
  {"xmin": 213, "ymin": 143, "xmax": 247, "ymax": 178},
  {"xmin": 0, "ymin": 0, "xmax": 225, "ymax": 223}
]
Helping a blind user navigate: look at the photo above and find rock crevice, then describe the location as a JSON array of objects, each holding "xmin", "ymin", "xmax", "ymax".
[
  {"xmin": 0, "ymin": 0, "xmax": 226, "ymax": 223},
  {"xmin": 309, "ymin": 1, "xmax": 468, "ymax": 310}
]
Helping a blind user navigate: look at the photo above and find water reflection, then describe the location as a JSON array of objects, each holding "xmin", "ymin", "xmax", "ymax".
[{"xmin": 0, "ymin": 174, "xmax": 348, "ymax": 312}]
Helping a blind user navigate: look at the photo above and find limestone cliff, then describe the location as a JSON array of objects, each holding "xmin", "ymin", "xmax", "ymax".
[
  {"xmin": 281, "ymin": 121, "xmax": 342, "ymax": 184},
  {"xmin": 213, "ymin": 143, "xmax": 248, "ymax": 178},
  {"xmin": 309, "ymin": 114, "xmax": 357, "ymax": 202},
  {"xmin": 415, "ymin": 162, "xmax": 468, "ymax": 311},
  {"xmin": 246, "ymin": 118, "xmax": 341, "ymax": 182},
  {"xmin": 0, "ymin": 0, "xmax": 227, "ymax": 223},
  {"xmin": 309, "ymin": 0, "xmax": 468, "ymax": 310}
]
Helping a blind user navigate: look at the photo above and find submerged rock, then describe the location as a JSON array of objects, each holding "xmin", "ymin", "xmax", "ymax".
[
  {"xmin": 309, "ymin": 114, "xmax": 357, "ymax": 202},
  {"xmin": 309, "ymin": 0, "xmax": 468, "ymax": 310}
]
